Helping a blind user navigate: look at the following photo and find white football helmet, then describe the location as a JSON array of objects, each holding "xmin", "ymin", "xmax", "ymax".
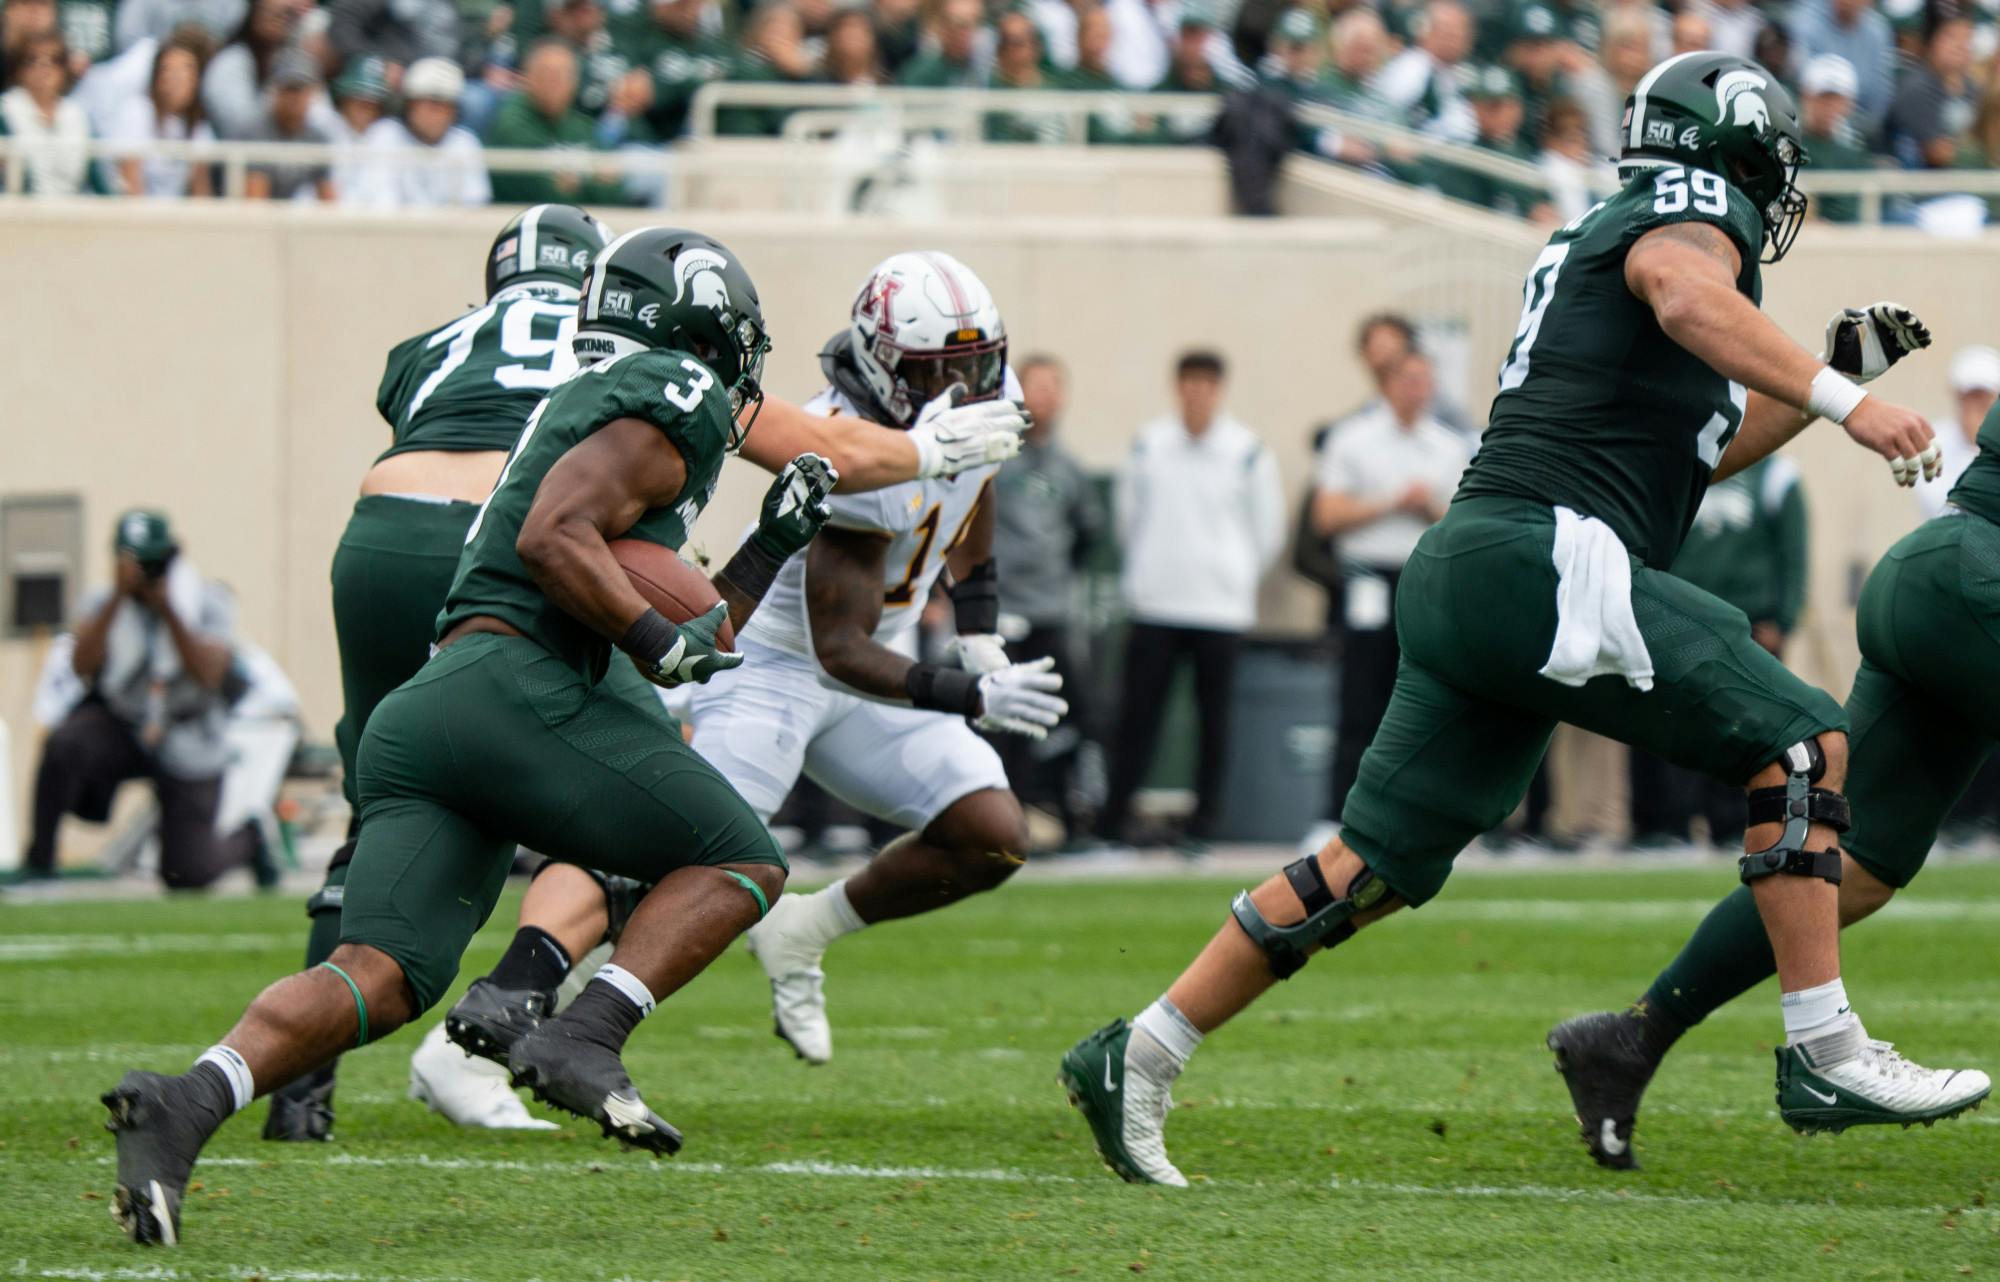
[{"xmin": 847, "ymin": 251, "xmax": 1008, "ymax": 428}]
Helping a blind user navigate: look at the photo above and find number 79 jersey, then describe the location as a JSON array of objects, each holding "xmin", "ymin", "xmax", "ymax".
[
  {"xmin": 1458, "ymin": 163, "xmax": 1766, "ymax": 570},
  {"xmin": 738, "ymin": 376, "xmax": 1016, "ymax": 666},
  {"xmin": 373, "ymin": 283, "xmax": 581, "ymax": 461}
]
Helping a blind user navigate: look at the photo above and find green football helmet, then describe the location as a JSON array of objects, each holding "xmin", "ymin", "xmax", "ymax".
[
  {"xmin": 574, "ymin": 227, "xmax": 772, "ymax": 445},
  {"xmin": 1620, "ymin": 51, "xmax": 1810, "ymax": 262},
  {"xmin": 485, "ymin": 204, "xmax": 615, "ymax": 297}
]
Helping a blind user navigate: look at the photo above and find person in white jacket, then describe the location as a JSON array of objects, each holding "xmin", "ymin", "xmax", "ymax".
[
  {"xmin": 346, "ymin": 55, "xmax": 488, "ymax": 209},
  {"xmin": 1098, "ymin": 349, "xmax": 1284, "ymax": 846}
]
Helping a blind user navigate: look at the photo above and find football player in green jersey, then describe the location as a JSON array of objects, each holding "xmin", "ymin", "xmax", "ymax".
[
  {"xmin": 1551, "ymin": 386, "xmax": 2000, "ymax": 1169},
  {"xmin": 261, "ymin": 203, "xmax": 1033, "ymax": 1143},
  {"xmin": 97, "ymin": 228, "xmax": 970, "ymax": 1247},
  {"xmin": 1059, "ymin": 51, "xmax": 1987, "ymax": 1187}
]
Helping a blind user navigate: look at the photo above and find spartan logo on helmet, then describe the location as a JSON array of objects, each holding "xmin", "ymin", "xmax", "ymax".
[
  {"xmin": 1714, "ymin": 69, "xmax": 1770, "ymax": 131},
  {"xmin": 672, "ymin": 248, "xmax": 732, "ymax": 312}
]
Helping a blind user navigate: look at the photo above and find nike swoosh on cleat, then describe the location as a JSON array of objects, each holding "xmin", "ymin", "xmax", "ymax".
[
  {"xmin": 1103, "ymin": 1058, "xmax": 1118, "ymax": 1093},
  {"xmin": 1802, "ymin": 1084, "xmax": 1838, "ymax": 1106},
  {"xmin": 603, "ymin": 1091, "xmax": 655, "ymax": 1135},
  {"xmin": 1597, "ymin": 1119, "xmax": 1626, "ymax": 1157},
  {"xmin": 149, "ymin": 1180, "xmax": 177, "ymax": 1247}
]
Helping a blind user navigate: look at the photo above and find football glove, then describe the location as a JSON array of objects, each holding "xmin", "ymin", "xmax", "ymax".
[
  {"xmin": 750, "ymin": 452, "xmax": 839, "ymax": 559},
  {"xmin": 636, "ymin": 601, "xmax": 742, "ymax": 689},
  {"xmin": 974, "ymin": 656, "xmax": 1068, "ymax": 739},
  {"xmin": 945, "ymin": 633, "xmax": 1010, "ymax": 675},
  {"xmin": 911, "ymin": 388, "xmax": 1030, "ymax": 479},
  {"xmin": 1824, "ymin": 302, "xmax": 1931, "ymax": 384}
]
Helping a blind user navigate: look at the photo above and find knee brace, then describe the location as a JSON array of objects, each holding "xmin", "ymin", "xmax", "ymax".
[
  {"xmin": 1230, "ymin": 858, "xmax": 1390, "ymax": 979},
  {"xmin": 1739, "ymin": 738, "xmax": 1847, "ymax": 886}
]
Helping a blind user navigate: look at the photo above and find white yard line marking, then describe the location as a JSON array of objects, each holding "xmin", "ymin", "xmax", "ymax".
[{"xmin": 0, "ymin": 935, "xmax": 290, "ymax": 963}]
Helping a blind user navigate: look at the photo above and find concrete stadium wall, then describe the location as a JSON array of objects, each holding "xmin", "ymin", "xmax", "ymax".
[{"xmin": 2, "ymin": 196, "xmax": 1997, "ymax": 829}]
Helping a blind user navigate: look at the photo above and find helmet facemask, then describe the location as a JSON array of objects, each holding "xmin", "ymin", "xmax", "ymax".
[{"xmin": 881, "ymin": 332, "xmax": 1008, "ymax": 417}]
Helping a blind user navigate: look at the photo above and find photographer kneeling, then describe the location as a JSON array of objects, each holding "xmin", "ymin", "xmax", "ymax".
[{"xmin": 23, "ymin": 511, "xmax": 262, "ymax": 889}]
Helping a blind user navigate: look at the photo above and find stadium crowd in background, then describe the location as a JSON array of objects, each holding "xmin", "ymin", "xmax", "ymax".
[{"xmin": 3, "ymin": 0, "xmax": 2000, "ymax": 215}]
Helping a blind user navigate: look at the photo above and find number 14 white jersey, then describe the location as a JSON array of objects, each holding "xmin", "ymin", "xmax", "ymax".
[{"xmin": 736, "ymin": 374, "xmax": 1014, "ymax": 666}]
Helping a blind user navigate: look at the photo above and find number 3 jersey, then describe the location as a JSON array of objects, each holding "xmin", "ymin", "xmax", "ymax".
[
  {"xmin": 1457, "ymin": 164, "xmax": 1766, "ymax": 569},
  {"xmin": 739, "ymin": 375, "xmax": 1018, "ymax": 668},
  {"xmin": 435, "ymin": 347, "xmax": 737, "ymax": 684},
  {"xmin": 373, "ymin": 283, "xmax": 581, "ymax": 461}
]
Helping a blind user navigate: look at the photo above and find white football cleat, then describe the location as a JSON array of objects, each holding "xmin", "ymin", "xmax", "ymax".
[
  {"xmin": 1778, "ymin": 1032, "xmax": 1991, "ymax": 1133},
  {"xmin": 1059, "ymin": 1020, "xmax": 1188, "ymax": 1187},
  {"xmin": 408, "ymin": 1023, "xmax": 558, "ymax": 1130},
  {"xmin": 744, "ymin": 895, "xmax": 833, "ymax": 1065}
]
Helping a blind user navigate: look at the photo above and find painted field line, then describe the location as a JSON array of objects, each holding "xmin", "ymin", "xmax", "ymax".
[{"xmin": 0, "ymin": 935, "xmax": 290, "ymax": 963}]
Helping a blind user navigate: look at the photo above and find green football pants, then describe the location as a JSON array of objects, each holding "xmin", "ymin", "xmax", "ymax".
[
  {"xmin": 343, "ymin": 633, "xmax": 781, "ymax": 1012},
  {"xmin": 1340, "ymin": 496, "xmax": 1846, "ymax": 906},
  {"xmin": 1842, "ymin": 511, "xmax": 2000, "ymax": 888}
]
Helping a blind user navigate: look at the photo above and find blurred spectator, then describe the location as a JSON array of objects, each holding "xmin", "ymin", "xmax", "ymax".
[
  {"xmin": 1310, "ymin": 350, "xmax": 1467, "ymax": 823},
  {"xmin": 488, "ymin": 36, "xmax": 622, "ymax": 198},
  {"xmin": 1155, "ymin": 10, "xmax": 1218, "ymax": 92},
  {"xmin": 1502, "ymin": 2, "xmax": 1592, "ymax": 139},
  {"xmin": 1790, "ymin": 0, "xmax": 1895, "ymax": 133},
  {"xmin": 985, "ymin": 9, "xmax": 1056, "ymax": 140},
  {"xmin": 200, "ymin": 0, "xmax": 300, "ymax": 139},
  {"xmin": 1058, "ymin": 3, "xmax": 1120, "ymax": 89},
  {"xmin": 1752, "ymin": 22, "xmax": 1793, "ymax": 90},
  {"xmin": 1569, "ymin": 3, "xmax": 1656, "ymax": 159},
  {"xmin": 1537, "ymin": 95, "xmax": 1602, "ymax": 221},
  {"xmin": 244, "ymin": 47, "xmax": 333, "ymax": 198},
  {"xmin": 1799, "ymin": 53, "xmax": 1874, "ymax": 222},
  {"xmin": 107, "ymin": 28, "xmax": 213, "ymax": 194},
  {"xmin": 1340, "ymin": 310, "xmax": 1474, "ymax": 437},
  {"xmin": 1026, "ymin": 0, "xmax": 1079, "ymax": 70},
  {"xmin": 1103, "ymin": 0, "xmax": 1169, "ymax": 88},
  {"xmin": 59, "ymin": 0, "xmax": 116, "ymax": 69},
  {"xmin": 330, "ymin": 0, "xmax": 457, "ymax": 72},
  {"xmin": 1098, "ymin": 350, "xmax": 1284, "ymax": 847},
  {"xmin": 2, "ymin": 0, "xmax": 55, "ymax": 83},
  {"xmin": 821, "ymin": 4, "xmax": 882, "ymax": 85},
  {"xmin": 1884, "ymin": 6, "xmax": 1977, "ymax": 169},
  {"xmin": 989, "ymin": 354, "xmax": 1107, "ymax": 841},
  {"xmin": 1690, "ymin": 0, "xmax": 1765, "ymax": 59},
  {"xmin": 116, "ymin": 0, "xmax": 245, "ymax": 53},
  {"xmin": 1967, "ymin": 66, "xmax": 2000, "ymax": 172},
  {"xmin": 0, "ymin": 29, "xmax": 93, "ymax": 193},
  {"xmin": 898, "ymin": 0, "xmax": 988, "ymax": 86},
  {"xmin": 1427, "ymin": 63, "xmax": 1553, "ymax": 219},
  {"xmin": 1321, "ymin": 8, "xmax": 1395, "ymax": 117},
  {"xmin": 327, "ymin": 52, "xmax": 385, "ymax": 194},
  {"xmin": 636, "ymin": 0, "xmax": 732, "ymax": 138},
  {"xmin": 349, "ymin": 55, "xmax": 488, "ymax": 206},
  {"xmin": 1375, "ymin": 0, "xmax": 1476, "ymax": 142},
  {"xmin": 22, "ymin": 511, "xmax": 266, "ymax": 890},
  {"xmin": 1631, "ymin": 456, "xmax": 1808, "ymax": 847},
  {"xmin": 1669, "ymin": 8, "xmax": 1713, "ymax": 56},
  {"xmin": 1259, "ymin": 7, "xmax": 1325, "ymax": 96},
  {"xmin": 1919, "ymin": 345, "xmax": 2000, "ymax": 518},
  {"xmin": 4, "ymin": 0, "xmax": 104, "ymax": 80},
  {"xmin": 544, "ymin": 0, "xmax": 624, "ymax": 118},
  {"xmin": 717, "ymin": 0, "xmax": 813, "ymax": 136},
  {"xmin": 873, "ymin": 0, "xmax": 921, "ymax": 74}
]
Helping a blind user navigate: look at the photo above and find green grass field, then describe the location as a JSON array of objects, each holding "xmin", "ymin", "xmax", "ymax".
[{"xmin": 3, "ymin": 861, "xmax": 1997, "ymax": 1281}]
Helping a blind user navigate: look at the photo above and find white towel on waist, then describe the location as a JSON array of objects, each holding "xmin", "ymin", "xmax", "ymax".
[{"xmin": 1538, "ymin": 506, "xmax": 1654, "ymax": 691}]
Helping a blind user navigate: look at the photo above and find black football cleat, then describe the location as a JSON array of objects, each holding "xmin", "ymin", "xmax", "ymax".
[
  {"xmin": 507, "ymin": 1025, "xmax": 682, "ymax": 1156},
  {"xmin": 1547, "ymin": 1011, "xmax": 1664, "ymax": 1171},
  {"xmin": 102, "ymin": 1071, "xmax": 223, "ymax": 1246},
  {"xmin": 445, "ymin": 978, "xmax": 555, "ymax": 1066},
  {"xmin": 262, "ymin": 1064, "xmax": 336, "ymax": 1142}
]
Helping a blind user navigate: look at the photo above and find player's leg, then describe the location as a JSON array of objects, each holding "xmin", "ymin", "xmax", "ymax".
[
  {"xmin": 1553, "ymin": 524, "xmax": 2000, "ymax": 1162},
  {"xmin": 1096, "ymin": 622, "xmax": 1178, "ymax": 842},
  {"xmin": 744, "ymin": 702, "xmax": 1017, "ymax": 1062},
  {"xmin": 267, "ymin": 497, "xmax": 475, "ymax": 1141},
  {"xmin": 1184, "ymin": 627, "xmax": 1240, "ymax": 843},
  {"xmin": 1061, "ymin": 658, "xmax": 1554, "ymax": 1185},
  {"xmin": 102, "ymin": 789, "xmax": 510, "ymax": 1245},
  {"xmin": 1541, "ymin": 560, "xmax": 1986, "ymax": 1158}
]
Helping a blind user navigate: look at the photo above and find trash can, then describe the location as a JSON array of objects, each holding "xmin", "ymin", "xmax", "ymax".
[{"xmin": 1215, "ymin": 637, "xmax": 1335, "ymax": 842}]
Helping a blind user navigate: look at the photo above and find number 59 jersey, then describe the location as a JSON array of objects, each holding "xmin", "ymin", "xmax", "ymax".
[
  {"xmin": 373, "ymin": 283, "xmax": 581, "ymax": 461},
  {"xmin": 738, "ymin": 374, "xmax": 1017, "ymax": 669},
  {"xmin": 1458, "ymin": 164, "xmax": 1766, "ymax": 571}
]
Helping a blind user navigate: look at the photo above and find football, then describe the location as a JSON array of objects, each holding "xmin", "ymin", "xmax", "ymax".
[{"xmin": 609, "ymin": 538, "xmax": 735, "ymax": 651}]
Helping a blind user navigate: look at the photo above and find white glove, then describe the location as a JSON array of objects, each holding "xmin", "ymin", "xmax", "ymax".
[
  {"xmin": 946, "ymin": 633, "xmax": 1010, "ymax": 675},
  {"xmin": 974, "ymin": 656, "xmax": 1068, "ymax": 739},
  {"xmin": 1824, "ymin": 302, "xmax": 1931, "ymax": 384},
  {"xmin": 911, "ymin": 392, "xmax": 1030, "ymax": 479}
]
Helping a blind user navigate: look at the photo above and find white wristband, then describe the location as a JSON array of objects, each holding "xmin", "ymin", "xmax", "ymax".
[
  {"xmin": 1806, "ymin": 367, "xmax": 1867, "ymax": 425},
  {"xmin": 912, "ymin": 433, "xmax": 943, "ymax": 479}
]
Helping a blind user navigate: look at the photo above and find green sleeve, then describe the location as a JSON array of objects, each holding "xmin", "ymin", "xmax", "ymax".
[
  {"xmin": 1771, "ymin": 471, "xmax": 1808, "ymax": 634},
  {"xmin": 375, "ymin": 335, "xmax": 425, "ymax": 432},
  {"xmin": 607, "ymin": 351, "xmax": 734, "ymax": 485},
  {"xmin": 1624, "ymin": 168, "xmax": 1766, "ymax": 268}
]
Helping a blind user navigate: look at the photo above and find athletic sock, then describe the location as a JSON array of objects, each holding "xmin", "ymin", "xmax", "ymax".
[
  {"xmin": 560, "ymin": 964, "xmax": 654, "ymax": 1054},
  {"xmin": 1128, "ymin": 997, "xmax": 1202, "ymax": 1081},
  {"xmin": 190, "ymin": 1046, "xmax": 254, "ymax": 1119},
  {"xmin": 787, "ymin": 878, "xmax": 867, "ymax": 953},
  {"xmin": 1782, "ymin": 978, "xmax": 1863, "ymax": 1067},
  {"xmin": 1638, "ymin": 885, "xmax": 1777, "ymax": 1045},
  {"xmin": 487, "ymin": 926, "xmax": 572, "ymax": 993}
]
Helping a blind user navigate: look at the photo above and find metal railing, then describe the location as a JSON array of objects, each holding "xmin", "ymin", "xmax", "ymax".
[{"xmin": 6, "ymin": 99, "xmax": 1999, "ymax": 227}]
